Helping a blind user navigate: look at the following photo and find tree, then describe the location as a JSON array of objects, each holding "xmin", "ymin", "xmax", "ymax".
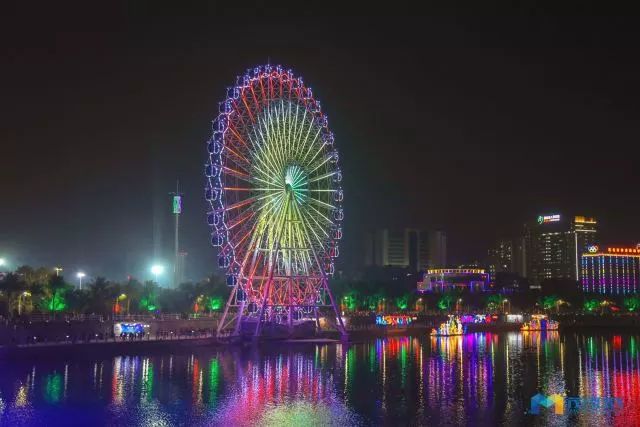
[
  {"xmin": 395, "ymin": 293, "xmax": 409, "ymax": 311},
  {"xmin": 0, "ymin": 273, "xmax": 29, "ymax": 317},
  {"xmin": 139, "ymin": 281, "xmax": 160, "ymax": 312},
  {"xmin": 583, "ymin": 298, "xmax": 600, "ymax": 313},
  {"xmin": 539, "ymin": 295, "xmax": 561, "ymax": 312},
  {"xmin": 438, "ymin": 293, "xmax": 454, "ymax": 311},
  {"xmin": 87, "ymin": 277, "xmax": 118, "ymax": 315},
  {"xmin": 624, "ymin": 295, "xmax": 640, "ymax": 312},
  {"xmin": 39, "ymin": 275, "xmax": 70, "ymax": 313},
  {"xmin": 485, "ymin": 294, "xmax": 504, "ymax": 313}
]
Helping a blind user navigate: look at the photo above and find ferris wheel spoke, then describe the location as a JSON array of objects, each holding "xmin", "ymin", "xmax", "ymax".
[
  {"xmin": 248, "ymin": 130, "xmax": 282, "ymax": 179},
  {"xmin": 239, "ymin": 92, "xmax": 256, "ymax": 123},
  {"xmin": 305, "ymin": 153, "xmax": 334, "ymax": 175},
  {"xmin": 301, "ymin": 134, "xmax": 326, "ymax": 168},
  {"xmin": 300, "ymin": 189, "xmax": 336, "ymax": 193},
  {"xmin": 307, "ymin": 170, "xmax": 336, "ymax": 184},
  {"xmin": 268, "ymin": 106, "xmax": 288, "ymax": 170},
  {"xmin": 305, "ymin": 203, "xmax": 334, "ymax": 226},
  {"xmin": 222, "ymin": 145, "xmax": 251, "ymax": 167},
  {"xmin": 299, "ymin": 205, "xmax": 330, "ymax": 240},
  {"xmin": 221, "ymin": 166, "xmax": 253, "ymax": 182},
  {"xmin": 227, "ymin": 208, "xmax": 257, "ymax": 230},
  {"xmin": 295, "ymin": 203, "xmax": 328, "ymax": 257},
  {"xmin": 307, "ymin": 196, "xmax": 336, "ymax": 211},
  {"xmin": 258, "ymin": 78, "xmax": 268, "ymax": 106}
]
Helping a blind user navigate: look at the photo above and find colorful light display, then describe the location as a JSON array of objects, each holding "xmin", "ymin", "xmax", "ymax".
[
  {"xmin": 431, "ymin": 315, "xmax": 465, "ymax": 336},
  {"xmin": 581, "ymin": 245, "xmax": 640, "ymax": 294},
  {"xmin": 520, "ymin": 314, "xmax": 559, "ymax": 332},
  {"xmin": 206, "ymin": 65, "xmax": 344, "ymax": 337},
  {"xmin": 375, "ymin": 315, "xmax": 416, "ymax": 326}
]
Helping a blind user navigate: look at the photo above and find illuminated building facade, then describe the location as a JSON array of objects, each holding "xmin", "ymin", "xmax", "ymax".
[
  {"xmin": 365, "ymin": 228, "xmax": 446, "ymax": 272},
  {"xmin": 524, "ymin": 214, "xmax": 597, "ymax": 285},
  {"xmin": 581, "ymin": 245, "xmax": 640, "ymax": 294},
  {"xmin": 417, "ymin": 268, "xmax": 489, "ymax": 292}
]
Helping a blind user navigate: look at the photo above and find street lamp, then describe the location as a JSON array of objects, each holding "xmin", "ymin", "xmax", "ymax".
[
  {"xmin": 54, "ymin": 266, "xmax": 63, "ymax": 276},
  {"xmin": 76, "ymin": 272, "xmax": 86, "ymax": 290},
  {"xmin": 18, "ymin": 291, "xmax": 31, "ymax": 316},
  {"xmin": 0, "ymin": 258, "xmax": 6, "ymax": 268},
  {"xmin": 114, "ymin": 293, "xmax": 127, "ymax": 315},
  {"xmin": 151, "ymin": 264, "xmax": 164, "ymax": 283},
  {"xmin": 503, "ymin": 299, "xmax": 510, "ymax": 313}
]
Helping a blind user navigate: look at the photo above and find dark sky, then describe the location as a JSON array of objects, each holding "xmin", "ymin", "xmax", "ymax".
[{"xmin": 1, "ymin": 5, "xmax": 639, "ymax": 282}]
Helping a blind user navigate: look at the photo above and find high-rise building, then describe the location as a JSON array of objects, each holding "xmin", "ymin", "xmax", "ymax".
[
  {"xmin": 487, "ymin": 239, "xmax": 514, "ymax": 278},
  {"xmin": 523, "ymin": 214, "xmax": 598, "ymax": 285},
  {"xmin": 428, "ymin": 230, "xmax": 447, "ymax": 270},
  {"xmin": 364, "ymin": 229, "xmax": 446, "ymax": 272},
  {"xmin": 581, "ymin": 245, "xmax": 640, "ymax": 294}
]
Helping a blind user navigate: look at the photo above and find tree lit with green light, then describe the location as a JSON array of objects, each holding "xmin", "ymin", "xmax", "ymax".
[
  {"xmin": 438, "ymin": 294, "xmax": 453, "ymax": 311},
  {"xmin": 208, "ymin": 296, "xmax": 223, "ymax": 311},
  {"xmin": 624, "ymin": 295, "xmax": 640, "ymax": 312},
  {"xmin": 583, "ymin": 298, "xmax": 599, "ymax": 312}
]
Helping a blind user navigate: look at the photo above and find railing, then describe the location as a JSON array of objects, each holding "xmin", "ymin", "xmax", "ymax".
[{"xmin": 23, "ymin": 313, "xmax": 105, "ymax": 322}]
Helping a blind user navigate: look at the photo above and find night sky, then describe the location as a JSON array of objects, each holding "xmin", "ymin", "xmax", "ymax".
[{"xmin": 2, "ymin": 5, "xmax": 639, "ymax": 282}]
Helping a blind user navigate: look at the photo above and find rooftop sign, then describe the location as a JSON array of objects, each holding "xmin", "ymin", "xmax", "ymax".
[{"xmin": 537, "ymin": 214, "xmax": 560, "ymax": 224}]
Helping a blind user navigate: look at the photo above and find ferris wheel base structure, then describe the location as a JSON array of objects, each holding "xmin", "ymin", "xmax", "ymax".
[
  {"xmin": 206, "ymin": 65, "xmax": 347, "ymax": 341},
  {"xmin": 215, "ymin": 274, "xmax": 348, "ymax": 340}
]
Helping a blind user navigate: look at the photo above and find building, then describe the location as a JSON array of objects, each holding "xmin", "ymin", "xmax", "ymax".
[
  {"xmin": 581, "ymin": 245, "xmax": 640, "ymax": 294},
  {"xmin": 417, "ymin": 268, "xmax": 489, "ymax": 293},
  {"xmin": 485, "ymin": 237, "xmax": 528, "ymax": 287},
  {"xmin": 523, "ymin": 214, "xmax": 597, "ymax": 286},
  {"xmin": 364, "ymin": 229, "xmax": 446, "ymax": 272},
  {"xmin": 487, "ymin": 238, "xmax": 514, "ymax": 279}
]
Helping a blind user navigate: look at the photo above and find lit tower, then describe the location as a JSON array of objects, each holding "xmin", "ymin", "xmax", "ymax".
[{"xmin": 170, "ymin": 180, "xmax": 183, "ymax": 288}]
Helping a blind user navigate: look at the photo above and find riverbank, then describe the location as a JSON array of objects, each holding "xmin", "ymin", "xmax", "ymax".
[{"xmin": 0, "ymin": 335, "xmax": 225, "ymax": 359}]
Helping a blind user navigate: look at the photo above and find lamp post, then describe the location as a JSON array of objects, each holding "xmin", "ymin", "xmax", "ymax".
[
  {"xmin": 18, "ymin": 291, "xmax": 31, "ymax": 316},
  {"xmin": 76, "ymin": 272, "xmax": 86, "ymax": 290},
  {"xmin": 0, "ymin": 258, "xmax": 6, "ymax": 268},
  {"xmin": 503, "ymin": 299, "xmax": 510, "ymax": 313},
  {"xmin": 54, "ymin": 266, "xmax": 63, "ymax": 277},
  {"xmin": 114, "ymin": 293, "xmax": 127, "ymax": 316}
]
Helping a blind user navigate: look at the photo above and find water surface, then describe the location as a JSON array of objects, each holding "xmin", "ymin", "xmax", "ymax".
[{"xmin": 1, "ymin": 332, "xmax": 639, "ymax": 426}]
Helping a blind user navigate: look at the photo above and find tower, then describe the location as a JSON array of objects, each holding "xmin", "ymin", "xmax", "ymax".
[{"xmin": 170, "ymin": 180, "xmax": 183, "ymax": 288}]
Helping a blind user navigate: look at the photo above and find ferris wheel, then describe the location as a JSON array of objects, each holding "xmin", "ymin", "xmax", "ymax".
[{"xmin": 206, "ymin": 64, "xmax": 345, "ymax": 338}]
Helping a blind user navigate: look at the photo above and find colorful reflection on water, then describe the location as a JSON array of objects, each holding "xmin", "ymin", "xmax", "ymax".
[{"xmin": 1, "ymin": 332, "xmax": 640, "ymax": 425}]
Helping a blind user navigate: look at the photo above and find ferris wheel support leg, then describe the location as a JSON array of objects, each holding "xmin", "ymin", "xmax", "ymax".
[
  {"xmin": 254, "ymin": 279, "xmax": 273, "ymax": 338},
  {"xmin": 233, "ymin": 300, "xmax": 246, "ymax": 336},
  {"xmin": 217, "ymin": 285, "xmax": 238, "ymax": 338},
  {"xmin": 323, "ymin": 278, "xmax": 348, "ymax": 339},
  {"xmin": 288, "ymin": 278, "xmax": 293, "ymax": 334}
]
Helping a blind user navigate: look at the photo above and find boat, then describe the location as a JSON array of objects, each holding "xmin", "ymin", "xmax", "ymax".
[
  {"xmin": 431, "ymin": 315, "xmax": 466, "ymax": 337},
  {"xmin": 521, "ymin": 314, "xmax": 559, "ymax": 332}
]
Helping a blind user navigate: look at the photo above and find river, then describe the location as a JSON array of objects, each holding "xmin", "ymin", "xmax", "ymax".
[{"xmin": 1, "ymin": 332, "xmax": 638, "ymax": 426}]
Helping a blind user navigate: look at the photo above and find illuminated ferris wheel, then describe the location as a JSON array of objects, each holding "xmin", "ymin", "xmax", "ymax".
[{"xmin": 206, "ymin": 64, "xmax": 345, "ymax": 338}]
